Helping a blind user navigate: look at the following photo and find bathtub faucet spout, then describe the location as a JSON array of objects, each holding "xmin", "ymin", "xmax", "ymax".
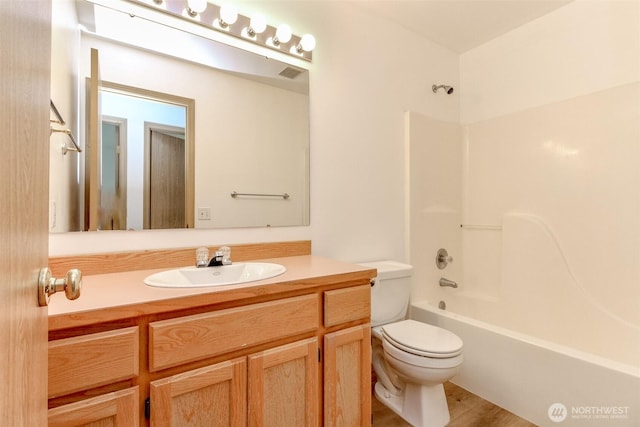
[{"xmin": 439, "ymin": 277, "xmax": 458, "ymax": 288}]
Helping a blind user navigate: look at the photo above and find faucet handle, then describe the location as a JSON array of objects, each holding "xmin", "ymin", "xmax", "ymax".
[
  {"xmin": 195, "ymin": 247, "xmax": 209, "ymax": 267},
  {"xmin": 436, "ymin": 248, "xmax": 453, "ymax": 270},
  {"xmin": 219, "ymin": 246, "xmax": 232, "ymax": 265}
]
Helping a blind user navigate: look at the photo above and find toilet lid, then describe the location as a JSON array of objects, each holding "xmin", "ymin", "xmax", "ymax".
[{"xmin": 381, "ymin": 319, "xmax": 463, "ymax": 358}]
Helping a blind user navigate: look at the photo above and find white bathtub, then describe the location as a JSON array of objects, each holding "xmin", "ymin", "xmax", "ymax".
[{"xmin": 410, "ymin": 301, "xmax": 640, "ymax": 426}]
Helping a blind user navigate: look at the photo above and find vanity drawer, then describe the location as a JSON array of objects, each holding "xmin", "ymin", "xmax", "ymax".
[
  {"xmin": 149, "ymin": 294, "xmax": 319, "ymax": 371},
  {"xmin": 324, "ymin": 285, "xmax": 370, "ymax": 327},
  {"xmin": 48, "ymin": 386, "xmax": 139, "ymax": 427},
  {"xmin": 48, "ymin": 327, "xmax": 139, "ymax": 398}
]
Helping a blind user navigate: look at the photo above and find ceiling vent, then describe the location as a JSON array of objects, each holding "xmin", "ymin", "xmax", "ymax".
[{"xmin": 279, "ymin": 66, "xmax": 303, "ymax": 79}]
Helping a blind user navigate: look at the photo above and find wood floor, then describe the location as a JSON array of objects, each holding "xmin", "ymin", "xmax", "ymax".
[{"xmin": 372, "ymin": 382, "xmax": 537, "ymax": 427}]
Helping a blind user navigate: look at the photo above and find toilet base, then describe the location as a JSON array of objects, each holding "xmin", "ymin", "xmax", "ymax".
[{"xmin": 374, "ymin": 381, "xmax": 450, "ymax": 427}]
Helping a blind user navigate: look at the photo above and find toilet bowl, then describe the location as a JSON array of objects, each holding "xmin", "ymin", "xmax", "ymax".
[{"xmin": 360, "ymin": 261, "xmax": 463, "ymax": 427}]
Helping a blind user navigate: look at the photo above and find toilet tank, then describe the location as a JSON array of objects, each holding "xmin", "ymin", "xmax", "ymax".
[{"xmin": 358, "ymin": 260, "xmax": 413, "ymax": 327}]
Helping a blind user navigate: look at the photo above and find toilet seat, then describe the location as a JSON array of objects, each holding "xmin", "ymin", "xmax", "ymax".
[
  {"xmin": 381, "ymin": 320, "xmax": 463, "ymax": 358},
  {"xmin": 383, "ymin": 338, "xmax": 463, "ymax": 369}
]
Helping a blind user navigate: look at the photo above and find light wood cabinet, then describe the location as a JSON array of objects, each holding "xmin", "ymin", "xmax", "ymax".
[
  {"xmin": 48, "ymin": 327, "xmax": 139, "ymax": 398},
  {"xmin": 47, "ymin": 327, "xmax": 139, "ymax": 426},
  {"xmin": 324, "ymin": 324, "xmax": 372, "ymax": 427},
  {"xmin": 48, "ymin": 265, "xmax": 372, "ymax": 427},
  {"xmin": 324, "ymin": 285, "xmax": 371, "ymax": 327},
  {"xmin": 149, "ymin": 294, "xmax": 318, "ymax": 371},
  {"xmin": 248, "ymin": 338, "xmax": 319, "ymax": 427},
  {"xmin": 150, "ymin": 358, "xmax": 247, "ymax": 427},
  {"xmin": 148, "ymin": 337, "xmax": 320, "ymax": 427},
  {"xmin": 48, "ymin": 386, "xmax": 139, "ymax": 427}
]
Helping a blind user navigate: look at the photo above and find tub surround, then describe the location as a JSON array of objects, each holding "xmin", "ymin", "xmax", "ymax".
[{"xmin": 47, "ymin": 243, "xmax": 375, "ymax": 426}]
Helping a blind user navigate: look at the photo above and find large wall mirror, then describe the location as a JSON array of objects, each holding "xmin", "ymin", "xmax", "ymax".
[{"xmin": 50, "ymin": 0, "xmax": 310, "ymax": 233}]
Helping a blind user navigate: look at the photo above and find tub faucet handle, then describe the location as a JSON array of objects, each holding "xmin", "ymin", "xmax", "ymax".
[{"xmin": 436, "ymin": 248, "xmax": 453, "ymax": 269}]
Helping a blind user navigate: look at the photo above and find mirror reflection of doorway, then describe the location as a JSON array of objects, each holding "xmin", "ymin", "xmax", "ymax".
[
  {"xmin": 144, "ymin": 125, "xmax": 186, "ymax": 229},
  {"xmin": 99, "ymin": 87, "xmax": 191, "ymax": 230},
  {"xmin": 100, "ymin": 116, "xmax": 127, "ymax": 230},
  {"xmin": 87, "ymin": 49, "xmax": 194, "ymax": 230}
]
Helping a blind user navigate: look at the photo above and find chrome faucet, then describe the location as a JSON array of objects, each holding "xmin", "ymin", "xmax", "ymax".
[
  {"xmin": 208, "ymin": 251, "xmax": 224, "ymax": 267},
  {"xmin": 196, "ymin": 246, "xmax": 232, "ymax": 267},
  {"xmin": 439, "ymin": 277, "xmax": 458, "ymax": 288},
  {"xmin": 208, "ymin": 246, "xmax": 233, "ymax": 267}
]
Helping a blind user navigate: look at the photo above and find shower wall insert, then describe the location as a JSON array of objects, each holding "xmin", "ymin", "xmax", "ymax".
[{"xmin": 406, "ymin": 79, "xmax": 640, "ymax": 425}]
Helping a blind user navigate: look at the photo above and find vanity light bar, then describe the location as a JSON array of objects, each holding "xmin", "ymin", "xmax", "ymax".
[{"xmin": 129, "ymin": 0, "xmax": 314, "ymax": 61}]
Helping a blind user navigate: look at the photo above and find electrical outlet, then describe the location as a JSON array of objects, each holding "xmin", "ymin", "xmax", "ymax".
[{"xmin": 198, "ymin": 207, "xmax": 211, "ymax": 220}]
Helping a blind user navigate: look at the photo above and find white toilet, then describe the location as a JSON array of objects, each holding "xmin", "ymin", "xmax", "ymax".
[{"xmin": 359, "ymin": 261, "xmax": 463, "ymax": 427}]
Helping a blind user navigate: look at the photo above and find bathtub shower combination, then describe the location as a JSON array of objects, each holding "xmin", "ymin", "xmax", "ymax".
[
  {"xmin": 406, "ymin": 78, "xmax": 640, "ymax": 425},
  {"xmin": 409, "ymin": 212, "xmax": 640, "ymax": 426}
]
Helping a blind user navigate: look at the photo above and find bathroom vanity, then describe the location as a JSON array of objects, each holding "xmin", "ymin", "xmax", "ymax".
[{"xmin": 46, "ymin": 242, "xmax": 374, "ymax": 427}]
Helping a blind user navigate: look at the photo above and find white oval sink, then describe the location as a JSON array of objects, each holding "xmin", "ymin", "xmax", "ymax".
[{"xmin": 144, "ymin": 262, "xmax": 287, "ymax": 288}]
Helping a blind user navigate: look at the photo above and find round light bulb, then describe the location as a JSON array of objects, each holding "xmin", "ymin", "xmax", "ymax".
[
  {"xmin": 275, "ymin": 24, "xmax": 292, "ymax": 44},
  {"xmin": 249, "ymin": 13, "xmax": 267, "ymax": 34},
  {"xmin": 299, "ymin": 34, "xmax": 316, "ymax": 52},
  {"xmin": 187, "ymin": 0, "xmax": 207, "ymax": 14},
  {"xmin": 219, "ymin": 3, "xmax": 238, "ymax": 25}
]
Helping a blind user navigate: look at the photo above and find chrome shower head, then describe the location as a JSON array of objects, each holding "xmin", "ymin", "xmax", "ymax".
[{"xmin": 432, "ymin": 84, "xmax": 454, "ymax": 95}]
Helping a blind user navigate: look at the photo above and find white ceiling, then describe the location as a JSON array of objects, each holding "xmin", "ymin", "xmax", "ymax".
[{"xmin": 352, "ymin": 0, "xmax": 573, "ymax": 53}]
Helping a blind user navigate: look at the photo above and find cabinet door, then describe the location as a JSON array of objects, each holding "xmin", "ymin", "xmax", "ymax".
[
  {"xmin": 150, "ymin": 358, "xmax": 246, "ymax": 427},
  {"xmin": 324, "ymin": 324, "xmax": 371, "ymax": 427},
  {"xmin": 48, "ymin": 386, "xmax": 139, "ymax": 427},
  {"xmin": 248, "ymin": 338, "xmax": 319, "ymax": 427}
]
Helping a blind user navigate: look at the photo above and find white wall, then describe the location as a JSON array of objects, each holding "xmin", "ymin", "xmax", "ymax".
[
  {"xmin": 50, "ymin": 1, "xmax": 459, "ymax": 258},
  {"xmin": 50, "ymin": 0, "xmax": 80, "ymax": 232},
  {"xmin": 304, "ymin": 2, "xmax": 459, "ymax": 262},
  {"xmin": 460, "ymin": 0, "xmax": 640, "ymax": 124}
]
